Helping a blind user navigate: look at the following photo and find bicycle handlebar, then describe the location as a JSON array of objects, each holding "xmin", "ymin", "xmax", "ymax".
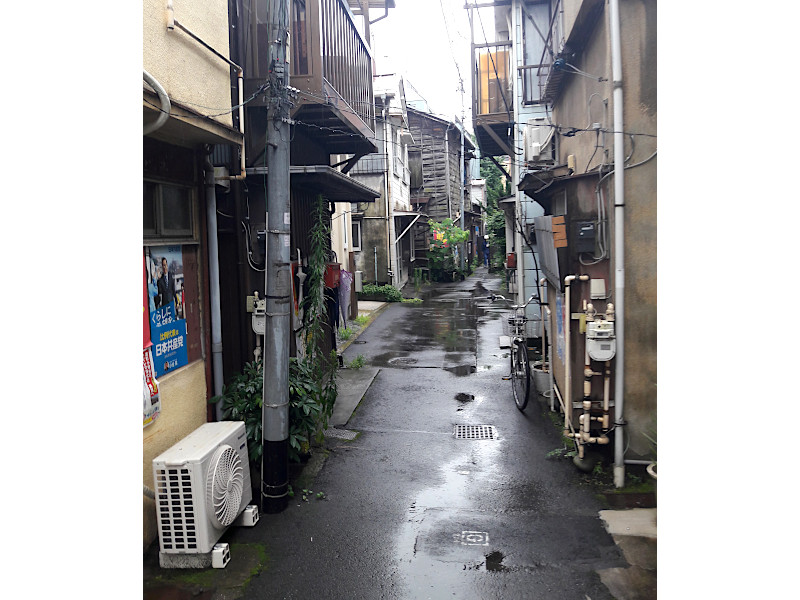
[{"xmin": 487, "ymin": 292, "xmax": 539, "ymax": 309}]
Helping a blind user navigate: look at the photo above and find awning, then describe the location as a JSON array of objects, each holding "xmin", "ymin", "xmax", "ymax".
[{"xmin": 245, "ymin": 165, "xmax": 381, "ymax": 202}]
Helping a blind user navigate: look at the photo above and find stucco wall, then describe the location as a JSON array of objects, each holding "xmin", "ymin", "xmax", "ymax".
[
  {"xmin": 143, "ymin": 0, "xmax": 233, "ymax": 130},
  {"xmin": 142, "ymin": 359, "xmax": 209, "ymax": 550}
]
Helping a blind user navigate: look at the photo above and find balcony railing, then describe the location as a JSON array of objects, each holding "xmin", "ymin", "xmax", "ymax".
[{"xmin": 243, "ymin": 0, "xmax": 375, "ymax": 155}]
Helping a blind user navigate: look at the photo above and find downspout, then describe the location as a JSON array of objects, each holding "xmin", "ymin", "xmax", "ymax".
[
  {"xmin": 383, "ymin": 99, "xmax": 396, "ymax": 286},
  {"xmin": 143, "ymin": 70, "xmax": 170, "ymax": 135},
  {"xmin": 541, "ymin": 277, "xmax": 555, "ymax": 412},
  {"xmin": 563, "ymin": 274, "xmax": 589, "ymax": 444},
  {"xmin": 204, "ymin": 149, "xmax": 225, "ymax": 420},
  {"xmin": 609, "ymin": 0, "xmax": 627, "ymax": 489}
]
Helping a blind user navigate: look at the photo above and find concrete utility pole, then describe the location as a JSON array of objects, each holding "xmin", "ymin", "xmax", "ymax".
[
  {"xmin": 262, "ymin": 0, "xmax": 292, "ymax": 514},
  {"xmin": 458, "ymin": 88, "xmax": 466, "ymax": 272}
]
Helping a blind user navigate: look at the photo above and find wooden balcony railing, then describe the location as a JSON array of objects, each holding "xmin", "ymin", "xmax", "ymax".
[{"xmin": 243, "ymin": 0, "xmax": 375, "ymax": 155}]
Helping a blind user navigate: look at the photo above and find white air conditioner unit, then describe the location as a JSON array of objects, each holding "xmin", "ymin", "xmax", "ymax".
[
  {"xmin": 153, "ymin": 421, "xmax": 255, "ymax": 569},
  {"xmin": 524, "ymin": 117, "xmax": 553, "ymax": 163}
]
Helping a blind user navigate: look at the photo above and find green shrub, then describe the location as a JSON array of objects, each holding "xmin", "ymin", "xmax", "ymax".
[{"xmin": 359, "ymin": 284, "xmax": 403, "ymax": 302}]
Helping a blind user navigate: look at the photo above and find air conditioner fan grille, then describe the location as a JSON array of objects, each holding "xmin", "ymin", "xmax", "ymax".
[{"xmin": 207, "ymin": 445, "xmax": 244, "ymax": 528}]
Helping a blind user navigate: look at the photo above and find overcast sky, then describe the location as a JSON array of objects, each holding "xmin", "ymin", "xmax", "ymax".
[{"xmin": 370, "ymin": 0, "xmax": 474, "ymax": 130}]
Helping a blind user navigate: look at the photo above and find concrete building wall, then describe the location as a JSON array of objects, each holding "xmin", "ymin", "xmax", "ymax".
[
  {"xmin": 143, "ymin": 0, "xmax": 233, "ymax": 130},
  {"xmin": 553, "ymin": 0, "xmax": 657, "ymax": 457}
]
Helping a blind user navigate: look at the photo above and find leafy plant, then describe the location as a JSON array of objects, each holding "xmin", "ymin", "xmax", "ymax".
[
  {"xmin": 354, "ymin": 315, "xmax": 370, "ymax": 326},
  {"xmin": 338, "ymin": 326, "xmax": 354, "ymax": 340},
  {"xmin": 359, "ymin": 283, "xmax": 403, "ymax": 302},
  {"xmin": 346, "ymin": 354, "xmax": 366, "ymax": 369},
  {"xmin": 213, "ymin": 195, "xmax": 339, "ymax": 465},
  {"xmin": 427, "ymin": 218, "xmax": 469, "ymax": 282},
  {"xmin": 210, "ymin": 359, "xmax": 264, "ymax": 464}
]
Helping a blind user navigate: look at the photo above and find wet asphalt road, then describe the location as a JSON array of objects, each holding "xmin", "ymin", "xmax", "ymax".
[{"xmin": 229, "ymin": 268, "xmax": 626, "ymax": 599}]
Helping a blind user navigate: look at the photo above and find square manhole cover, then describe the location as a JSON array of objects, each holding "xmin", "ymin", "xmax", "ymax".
[{"xmin": 453, "ymin": 424, "xmax": 496, "ymax": 440}]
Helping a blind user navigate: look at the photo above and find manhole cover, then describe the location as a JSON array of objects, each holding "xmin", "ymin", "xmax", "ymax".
[
  {"xmin": 324, "ymin": 428, "xmax": 359, "ymax": 440},
  {"xmin": 388, "ymin": 357, "xmax": 418, "ymax": 366},
  {"xmin": 453, "ymin": 424, "xmax": 496, "ymax": 440}
]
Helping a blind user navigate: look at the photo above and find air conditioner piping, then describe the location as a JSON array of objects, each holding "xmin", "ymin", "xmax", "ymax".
[
  {"xmin": 166, "ymin": 0, "xmax": 246, "ymax": 180},
  {"xmin": 143, "ymin": 70, "xmax": 171, "ymax": 135}
]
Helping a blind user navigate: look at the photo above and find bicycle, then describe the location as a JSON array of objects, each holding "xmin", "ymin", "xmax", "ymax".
[{"xmin": 488, "ymin": 292, "xmax": 539, "ymax": 411}]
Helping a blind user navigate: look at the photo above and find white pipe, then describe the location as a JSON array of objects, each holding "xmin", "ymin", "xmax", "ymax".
[
  {"xmin": 563, "ymin": 274, "xmax": 589, "ymax": 435},
  {"xmin": 165, "ymin": 2, "xmax": 246, "ymax": 180},
  {"xmin": 143, "ymin": 70, "xmax": 171, "ymax": 135},
  {"xmin": 563, "ymin": 275, "xmax": 575, "ymax": 435},
  {"xmin": 383, "ymin": 101, "xmax": 397, "ymax": 286},
  {"xmin": 546, "ymin": 307, "xmax": 554, "ymax": 411},
  {"xmin": 609, "ymin": 0, "xmax": 627, "ymax": 489},
  {"xmin": 205, "ymin": 153, "xmax": 225, "ymax": 420}
]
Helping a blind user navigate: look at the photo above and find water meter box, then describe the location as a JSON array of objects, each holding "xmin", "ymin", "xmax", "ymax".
[{"xmin": 586, "ymin": 320, "xmax": 616, "ymax": 361}]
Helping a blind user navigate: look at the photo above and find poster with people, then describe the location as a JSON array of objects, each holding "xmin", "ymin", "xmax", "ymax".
[
  {"xmin": 145, "ymin": 245, "xmax": 188, "ymax": 377},
  {"xmin": 143, "ymin": 346, "xmax": 161, "ymax": 427}
]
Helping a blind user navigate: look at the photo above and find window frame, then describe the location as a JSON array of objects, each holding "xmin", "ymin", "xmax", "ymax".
[
  {"xmin": 351, "ymin": 220, "xmax": 362, "ymax": 252},
  {"xmin": 143, "ymin": 178, "xmax": 199, "ymax": 245}
]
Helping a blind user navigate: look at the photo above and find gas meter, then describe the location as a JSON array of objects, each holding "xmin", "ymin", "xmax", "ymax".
[{"xmin": 586, "ymin": 320, "xmax": 616, "ymax": 361}]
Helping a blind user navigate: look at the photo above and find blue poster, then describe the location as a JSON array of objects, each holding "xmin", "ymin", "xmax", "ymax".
[{"xmin": 146, "ymin": 246, "xmax": 188, "ymax": 377}]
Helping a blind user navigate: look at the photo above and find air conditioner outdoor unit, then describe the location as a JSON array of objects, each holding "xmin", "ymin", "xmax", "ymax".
[{"xmin": 153, "ymin": 421, "xmax": 257, "ymax": 569}]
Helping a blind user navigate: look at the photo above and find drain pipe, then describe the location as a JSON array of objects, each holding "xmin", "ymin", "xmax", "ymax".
[
  {"xmin": 540, "ymin": 277, "xmax": 554, "ymax": 412},
  {"xmin": 143, "ymin": 70, "xmax": 170, "ymax": 134},
  {"xmin": 204, "ymin": 149, "xmax": 225, "ymax": 419},
  {"xmin": 563, "ymin": 274, "xmax": 589, "ymax": 436},
  {"xmin": 609, "ymin": 0, "xmax": 627, "ymax": 489}
]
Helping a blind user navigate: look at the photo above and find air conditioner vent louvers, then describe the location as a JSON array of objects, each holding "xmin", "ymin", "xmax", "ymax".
[{"xmin": 155, "ymin": 465, "xmax": 198, "ymax": 551}]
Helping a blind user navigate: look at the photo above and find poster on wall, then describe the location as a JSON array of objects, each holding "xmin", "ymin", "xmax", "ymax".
[
  {"xmin": 145, "ymin": 245, "xmax": 188, "ymax": 377},
  {"xmin": 143, "ymin": 346, "xmax": 161, "ymax": 427}
]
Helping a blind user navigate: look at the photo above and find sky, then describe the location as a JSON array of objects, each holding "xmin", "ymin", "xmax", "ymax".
[{"xmin": 369, "ymin": 0, "xmax": 474, "ymax": 129}]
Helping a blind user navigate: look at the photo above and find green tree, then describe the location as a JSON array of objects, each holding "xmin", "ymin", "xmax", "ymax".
[
  {"xmin": 428, "ymin": 218, "xmax": 469, "ymax": 281},
  {"xmin": 480, "ymin": 158, "xmax": 508, "ymax": 271}
]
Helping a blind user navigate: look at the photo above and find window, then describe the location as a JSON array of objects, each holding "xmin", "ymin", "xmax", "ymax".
[
  {"xmin": 144, "ymin": 180, "xmax": 196, "ymax": 241},
  {"xmin": 351, "ymin": 220, "xmax": 362, "ymax": 252}
]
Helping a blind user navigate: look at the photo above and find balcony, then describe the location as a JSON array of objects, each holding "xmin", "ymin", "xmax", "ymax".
[
  {"xmin": 243, "ymin": 0, "xmax": 377, "ymax": 157},
  {"xmin": 471, "ymin": 42, "xmax": 514, "ymax": 158}
]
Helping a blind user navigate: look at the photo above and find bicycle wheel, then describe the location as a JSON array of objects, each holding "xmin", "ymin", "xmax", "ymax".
[{"xmin": 510, "ymin": 340, "xmax": 530, "ymax": 411}]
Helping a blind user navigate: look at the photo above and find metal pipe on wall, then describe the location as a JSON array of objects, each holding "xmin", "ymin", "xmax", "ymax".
[
  {"xmin": 204, "ymin": 150, "xmax": 225, "ymax": 420},
  {"xmin": 609, "ymin": 0, "xmax": 627, "ymax": 489},
  {"xmin": 143, "ymin": 70, "xmax": 170, "ymax": 134}
]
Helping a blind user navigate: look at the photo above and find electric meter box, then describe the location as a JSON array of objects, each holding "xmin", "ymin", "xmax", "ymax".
[
  {"xmin": 586, "ymin": 320, "xmax": 616, "ymax": 361},
  {"xmin": 251, "ymin": 298, "xmax": 266, "ymax": 335}
]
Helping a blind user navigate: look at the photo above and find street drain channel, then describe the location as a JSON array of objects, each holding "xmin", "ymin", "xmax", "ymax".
[
  {"xmin": 324, "ymin": 428, "xmax": 359, "ymax": 440},
  {"xmin": 453, "ymin": 424, "xmax": 496, "ymax": 440}
]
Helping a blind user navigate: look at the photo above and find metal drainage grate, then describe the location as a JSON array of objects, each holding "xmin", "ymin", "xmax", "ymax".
[
  {"xmin": 324, "ymin": 428, "xmax": 359, "ymax": 440},
  {"xmin": 453, "ymin": 424, "xmax": 496, "ymax": 440}
]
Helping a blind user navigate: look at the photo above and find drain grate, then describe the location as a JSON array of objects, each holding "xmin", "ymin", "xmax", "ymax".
[
  {"xmin": 453, "ymin": 424, "xmax": 496, "ymax": 440},
  {"xmin": 324, "ymin": 428, "xmax": 359, "ymax": 440}
]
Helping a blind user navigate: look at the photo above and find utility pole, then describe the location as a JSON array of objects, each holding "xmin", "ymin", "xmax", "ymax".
[
  {"xmin": 458, "ymin": 79, "xmax": 466, "ymax": 272},
  {"xmin": 261, "ymin": 0, "xmax": 292, "ymax": 514}
]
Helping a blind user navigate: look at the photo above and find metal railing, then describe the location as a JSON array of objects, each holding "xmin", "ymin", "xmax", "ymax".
[{"xmin": 319, "ymin": 0, "xmax": 374, "ymax": 130}]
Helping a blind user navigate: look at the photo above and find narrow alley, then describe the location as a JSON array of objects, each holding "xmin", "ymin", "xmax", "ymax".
[{"xmin": 144, "ymin": 268, "xmax": 655, "ymax": 599}]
